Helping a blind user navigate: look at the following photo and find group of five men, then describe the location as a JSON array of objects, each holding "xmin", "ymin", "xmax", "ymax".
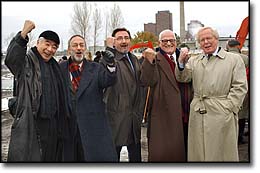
[{"xmin": 5, "ymin": 20, "xmax": 248, "ymax": 162}]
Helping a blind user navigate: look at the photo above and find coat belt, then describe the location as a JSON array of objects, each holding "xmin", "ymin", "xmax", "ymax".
[{"xmin": 193, "ymin": 93, "xmax": 227, "ymax": 114}]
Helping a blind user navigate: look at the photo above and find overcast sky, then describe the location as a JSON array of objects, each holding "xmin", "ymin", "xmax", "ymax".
[{"xmin": 2, "ymin": 1, "xmax": 249, "ymax": 51}]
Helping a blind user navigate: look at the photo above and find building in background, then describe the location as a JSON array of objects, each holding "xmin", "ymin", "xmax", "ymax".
[
  {"xmin": 144, "ymin": 10, "xmax": 172, "ymax": 37},
  {"xmin": 186, "ymin": 20, "xmax": 204, "ymax": 41}
]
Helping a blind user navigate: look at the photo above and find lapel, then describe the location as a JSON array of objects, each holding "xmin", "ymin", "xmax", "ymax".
[
  {"xmin": 76, "ymin": 59, "xmax": 94, "ymax": 99},
  {"xmin": 60, "ymin": 60, "xmax": 73, "ymax": 111},
  {"xmin": 201, "ymin": 55, "xmax": 208, "ymax": 67},
  {"xmin": 116, "ymin": 51, "xmax": 136, "ymax": 80},
  {"xmin": 128, "ymin": 53, "xmax": 138, "ymax": 80},
  {"xmin": 157, "ymin": 52, "xmax": 179, "ymax": 92}
]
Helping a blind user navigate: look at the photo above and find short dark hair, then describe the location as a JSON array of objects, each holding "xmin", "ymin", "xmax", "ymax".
[
  {"xmin": 227, "ymin": 39, "xmax": 240, "ymax": 47},
  {"xmin": 62, "ymin": 55, "xmax": 67, "ymax": 60},
  {"xmin": 179, "ymin": 43, "xmax": 190, "ymax": 50},
  {"xmin": 95, "ymin": 51, "xmax": 101, "ymax": 56},
  {"xmin": 112, "ymin": 28, "xmax": 131, "ymax": 39}
]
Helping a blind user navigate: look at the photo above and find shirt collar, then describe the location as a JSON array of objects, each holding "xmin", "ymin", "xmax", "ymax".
[
  {"xmin": 167, "ymin": 52, "xmax": 177, "ymax": 63},
  {"xmin": 201, "ymin": 47, "xmax": 224, "ymax": 60}
]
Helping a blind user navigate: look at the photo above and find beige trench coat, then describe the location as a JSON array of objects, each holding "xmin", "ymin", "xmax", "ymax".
[{"xmin": 175, "ymin": 48, "xmax": 248, "ymax": 161}]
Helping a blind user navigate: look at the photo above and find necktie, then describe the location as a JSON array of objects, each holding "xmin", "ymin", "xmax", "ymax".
[
  {"xmin": 169, "ymin": 55, "xmax": 174, "ymax": 63},
  {"xmin": 125, "ymin": 53, "xmax": 135, "ymax": 72},
  {"xmin": 169, "ymin": 55, "xmax": 176, "ymax": 67},
  {"xmin": 69, "ymin": 63, "xmax": 82, "ymax": 92},
  {"xmin": 207, "ymin": 54, "xmax": 212, "ymax": 60}
]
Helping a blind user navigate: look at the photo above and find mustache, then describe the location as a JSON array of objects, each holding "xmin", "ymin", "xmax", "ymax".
[{"xmin": 120, "ymin": 43, "xmax": 128, "ymax": 46}]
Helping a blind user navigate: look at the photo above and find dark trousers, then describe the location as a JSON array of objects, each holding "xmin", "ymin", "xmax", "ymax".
[
  {"xmin": 238, "ymin": 118, "xmax": 246, "ymax": 143},
  {"xmin": 116, "ymin": 143, "xmax": 141, "ymax": 162},
  {"xmin": 183, "ymin": 122, "xmax": 188, "ymax": 161}
]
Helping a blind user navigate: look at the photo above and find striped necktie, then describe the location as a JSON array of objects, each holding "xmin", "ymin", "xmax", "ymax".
[{"xmin": 69, "ymin": 63, "xmax": 82, "ymax": 92}]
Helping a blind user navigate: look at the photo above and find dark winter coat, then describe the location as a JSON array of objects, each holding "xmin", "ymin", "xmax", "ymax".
[
  {"xmin": 103, "ymin": 48, "xmax": 145, "ymax": 146},
  {"xmin": 60, "ymin": 59, "xmax": 118, "ymax": 162},
  {"xmin": 5, "ymin": 32, "xmax": 69, "ymax": 162}
]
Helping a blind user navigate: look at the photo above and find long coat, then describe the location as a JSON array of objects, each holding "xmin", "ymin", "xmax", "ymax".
[
  {"xmin": 140, "ymin": 51, "xmax": 185, "ymax": 162},
  {"xmin": 60, "ymin": 59, "xmax": 118, "ymax": 162},
  {"xmin": 103, "ymin": 50, "xmax": 144, "ymax": 146},
  {"xmin": 5, "ymin": 33, "xmax": 42, "ymax": 161},
  {"xmin": 175, "ymin": 47, "xmax": 248, "ymax": 161},
  {"xmin": 5, "ymin": 32, "xmax": 69, "ymax": 162}
]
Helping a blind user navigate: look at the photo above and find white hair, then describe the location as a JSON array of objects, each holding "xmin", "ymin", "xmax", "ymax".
[
  {"xmin": 158, "ymin": 29, "xmax": 176, "ymax": 40},
  {"xmin": 195, "ymin": 27, "xmax": 219, "ymax": 43}
]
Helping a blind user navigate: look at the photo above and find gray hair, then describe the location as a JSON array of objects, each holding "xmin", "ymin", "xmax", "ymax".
[{"xmin": 195, "ymin": 27, "xmax": 219, "ymax": 43}]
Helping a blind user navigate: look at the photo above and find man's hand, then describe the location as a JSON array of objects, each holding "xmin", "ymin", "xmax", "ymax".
[
  {"xmin": 101, "ymin": 50, "xmax": 115, "ymax": 64},
  {"xmin": 21, "ymin": 20, "xmax": 35, "ymax": 39},
  {"xmin": 179, "ymin": 47, "xmax": 190, "ymax": 64},
  {"xmin": 106, "ymin": 37, "xmax": 115, "ymax": 48},
  {"xmin": 143, "ymin": 48, "xmax": 156, "ymax": 64}
]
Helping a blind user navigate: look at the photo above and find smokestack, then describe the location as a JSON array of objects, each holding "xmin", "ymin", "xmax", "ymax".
[{"xmin": 180, "ymin": 1, "xmax": 185, "ymax": 43}]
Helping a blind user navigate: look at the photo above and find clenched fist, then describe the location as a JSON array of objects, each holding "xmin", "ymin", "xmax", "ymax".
[
  {"xmin": 178, "ymin": 47, "xmax": 190, "ymax": 64},
  {"xmin": 143, "ymin": 48, "xmax": 156, "ymax": 64},
  {"xmin": 106, "ymin": 37, "xmax": 115, "ymax": 48},
  {"xmin": 21, "ymin": 20, "xmax": 35, "ymax": 39},
  {"xmin": 101, "ymin": 50, "xmax": 115, "ymax": 64}
]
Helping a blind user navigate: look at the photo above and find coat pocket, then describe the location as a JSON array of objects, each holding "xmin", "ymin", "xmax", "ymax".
[{"xmin": 11, "ymin": 107, "xmax": 25, "ymax": 129}]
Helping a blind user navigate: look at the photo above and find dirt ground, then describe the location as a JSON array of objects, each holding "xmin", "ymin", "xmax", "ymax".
[{"xmin": 1, "ymin": 109, "xmax": 249, "ymax": 162}]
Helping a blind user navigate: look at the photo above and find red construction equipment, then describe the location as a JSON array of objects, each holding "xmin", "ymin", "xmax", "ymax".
[
  {"xmin": 235, "ymin": 16, "xmax": 249, "ymax": 50},
  {"xmin": 129, "ymin": 41, "xmax": 154, "ymax": 51}
]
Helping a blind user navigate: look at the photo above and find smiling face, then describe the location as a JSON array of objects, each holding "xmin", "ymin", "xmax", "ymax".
[
  {"xmin": 68, "ymin": 36, "xmax": 86, "ymax": 64},
  {"xmin": 159, "ymin": 30, "xmax": 176, "ymax": 55},
  {"xmin": 113, "ymin": 31, "xmax": 131, "ymax": 54},
  {"xmin": 197, "ymin": 28, "xmax": 219, "ymax": 54},
  {"xmin": 36, "ymin": 38, "xmax": 58, "ymax": 62}
]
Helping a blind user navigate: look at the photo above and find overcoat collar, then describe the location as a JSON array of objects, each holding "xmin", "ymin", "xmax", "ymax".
[{"xmin": 156, "ymin": 50, "xmax": 180, "ymax": 92}]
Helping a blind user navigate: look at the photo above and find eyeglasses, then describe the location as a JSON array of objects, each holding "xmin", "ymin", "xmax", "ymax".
[
  {"xmin": 160, "ymin": 39, "xmax": 176, "ymax": 44},
  {"xmin": 115, "ymin": 36, "xmax": 130, "ymax": 42}
]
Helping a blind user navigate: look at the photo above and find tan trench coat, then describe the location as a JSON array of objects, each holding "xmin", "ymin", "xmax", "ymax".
[{"xmin": 175, "ymin": 48, "xmax": 248, "ymax": 161}]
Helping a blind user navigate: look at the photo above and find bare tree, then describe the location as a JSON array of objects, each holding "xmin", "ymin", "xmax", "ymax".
[
  {"xmin": 109, "ymin": 3, "xmax": 124, "ymax": 34},
  {"xmin": 4, "ymin": 32, "xmax": 36, "ymax": 51},
  {"xmin": 70, "ymin": 2, "xmax": 92, "ymax": 45},
  {"xmin": 92, "ymin": 4, "xmax": 102, "ymax": 53},
  {"xmin": 4, "ymin": 32, "xmax": 16, "ymax": 49},
  {"xmin": 104, "ymin": 9, "xmax": 110, "ymax": 39}
]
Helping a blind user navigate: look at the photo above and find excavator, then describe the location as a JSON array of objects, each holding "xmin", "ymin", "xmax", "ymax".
[
  {"xmin": 129, "ymin": 41, "xmax": 154, "ymax": 51},
  {"xmin": 236, "ymin": 16, "xmax": 249, "ymax": 81},
  {"xmin": 236, "ymin": 16, "xmax": 249, "ymax": 50}
]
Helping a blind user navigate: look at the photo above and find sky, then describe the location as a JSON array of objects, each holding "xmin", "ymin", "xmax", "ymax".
[{"xmin": 1, "ymin": 1, "xmax": 249, "ymax": 51}]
